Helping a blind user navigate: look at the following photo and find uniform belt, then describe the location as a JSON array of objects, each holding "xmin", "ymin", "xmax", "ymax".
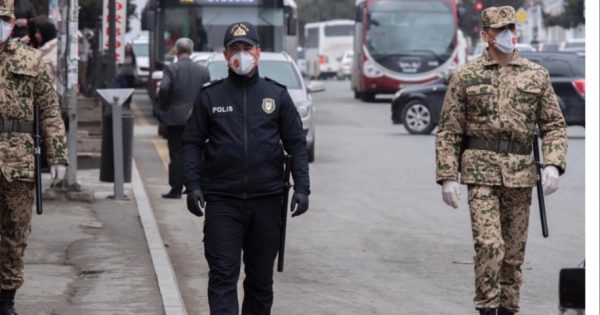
[
  {"xmin": 465, "ymin": 137, "xmax": 531, "ymax": 155},
  {"xmin": 0, "ymin": 119, "xmax": 34, "ymax": 134}
]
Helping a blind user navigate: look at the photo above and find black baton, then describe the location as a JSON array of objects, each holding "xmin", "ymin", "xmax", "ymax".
[
  {"xmin": 532, "ymin": 132, "xmax": 548, "ymax": 237},
  {"xmin": 277, "ymin": 155, "xmax": 293, "ymax": 272},
  {"xmin": 34, "ymin": 105, "xmax": 43, "ymax": 215}
]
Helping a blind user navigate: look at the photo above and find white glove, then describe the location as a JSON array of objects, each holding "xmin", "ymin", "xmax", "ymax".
[
  {"xmin": 50, "ymin": 164, "xmax": 67, "ymax": 184},
  {"xmin": 442, "ymin": 180, "xmax": 461, "ymax": 209},
  {"xmin": 541, "ymin": 165, "xmax": 560, "ymax": 196}
]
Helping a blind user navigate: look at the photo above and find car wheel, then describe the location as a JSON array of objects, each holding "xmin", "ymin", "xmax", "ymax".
[
  {"xmin": 401, "ymin": 99, "xmax": 434, "ymax": 134},
  {"xmin": 360, "ymin": 92, "xmax": 375, "ymax": 102}
]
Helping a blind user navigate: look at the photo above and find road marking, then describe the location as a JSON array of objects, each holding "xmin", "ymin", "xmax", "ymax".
[
  {"xmin": 153, "ymin": 138, "xmax": 170, "ymax": 169},
  {"xmin": 132, "ymin": 161, "xmax": 188, "ymax": 315},
  {"xmin": 131, "ymin": 100, "xmax": 151, "ymax": 126}
]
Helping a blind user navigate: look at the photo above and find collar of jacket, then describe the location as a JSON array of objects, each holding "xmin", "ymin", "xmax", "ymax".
[
  {"xmin": 227, "ymin": 68, "xmax": 260, "ymax": 87},
  {"xmin": 482, "ymin": 48, "xmax": 526, "ymax": 67},
  {"xmin": 2, "ymin": 39, "xmax": 17, "ymax": 53},
  {"xmin": 40, "ymin": 38, "xmax": 58, "ymax": 54}
]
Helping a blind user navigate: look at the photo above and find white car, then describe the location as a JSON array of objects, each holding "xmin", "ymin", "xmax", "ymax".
[
  {"xmin": 336, "ymin": 50, "xmax": 353, "ymax": 80},
  {"xmin": 297, "ymin": 47, "xmax": 307, "ymax": 77},
  {"xmin": 204, "ymin": 52, "xmax": 325, "ymax": 162},
  {"xmin": 132, "ymin": 36, "xmax": 150, "ymax": 86}
]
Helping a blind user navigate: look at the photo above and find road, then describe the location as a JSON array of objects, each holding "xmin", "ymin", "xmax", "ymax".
[{"xmin": 131, "ymin": 80, "xmax": 585, "ymax": 315}]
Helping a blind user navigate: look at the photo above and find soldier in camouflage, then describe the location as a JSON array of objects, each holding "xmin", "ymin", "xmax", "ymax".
[
  {"xmin": 435, "ymin": 6, "xmax": 567, "ymax": 315},
  {"xmin": 0, "ymin": 0, "xmax": 68, "ymax": 313}
]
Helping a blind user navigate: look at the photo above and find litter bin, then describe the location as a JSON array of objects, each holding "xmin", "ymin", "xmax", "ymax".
[{"xmin": 99, "ymin": 111, "xmax": 134, "ymax": 183}]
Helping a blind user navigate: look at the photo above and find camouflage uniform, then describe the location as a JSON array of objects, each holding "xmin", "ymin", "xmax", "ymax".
[
  {"xmin": 0, "ymin": 0, "xmax": 68, "ymax": 291},
  {"xmin": 435, "ymin": 6, "xmax": 567, "ymax": 312}
]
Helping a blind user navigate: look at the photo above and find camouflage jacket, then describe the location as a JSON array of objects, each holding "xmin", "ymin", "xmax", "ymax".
[
  {"xmin": 435, "ymin": 49, "xmax": 567, "ymax": 187},
  {"xmin": 0, "ymin": 40, "xmax": 68, "ymax": 182}
]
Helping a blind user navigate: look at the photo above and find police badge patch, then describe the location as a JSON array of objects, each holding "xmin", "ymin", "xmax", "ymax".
[{"xmin": 262, "ymin": 98, "xmax": 276, "ymax": 114}]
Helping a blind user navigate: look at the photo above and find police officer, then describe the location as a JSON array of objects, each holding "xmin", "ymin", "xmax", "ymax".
[
  {"xmin": 435, "ymin": 6, "xmax": 567, "ymax": 315},
  {"xmin": 0, "ymin": 0, "xmax": 68, "ymax": 313},
  {"xmin": 159, "ymin": 37, "xmax": 210, "ymax": 199},
  {"xmin": 182, "ymin": 22, "xmax": 310, "ymax": 315}
]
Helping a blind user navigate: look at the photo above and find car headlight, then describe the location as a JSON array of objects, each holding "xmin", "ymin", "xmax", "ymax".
[
  {"xmin": 363, "ymin": 60, "xmax": 384, "ymax": 78},
  {"xmin": 296, "ymin": 101, "xmax": 312, "ymax": 119}
]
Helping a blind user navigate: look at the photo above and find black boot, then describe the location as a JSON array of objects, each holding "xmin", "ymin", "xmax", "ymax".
[
  {"xmin": 498, "ymin": 307, "xmax": 515, "ymax": 315},
  {"xmin": 0, "ymin": 290, "xmax": 17, "ymax": 315},
  {"xmin": 479, "ymin": 309, "xmax": 498, "ymax": 315}
]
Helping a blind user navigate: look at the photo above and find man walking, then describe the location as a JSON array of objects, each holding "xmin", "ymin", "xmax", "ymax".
[
  {"xmin": 435, "ymin": 6, "xmax": 567, "ymax": 315},
  {"xmin": 183, "ymin": 21, "xmax": 310, "ymax": 315},
  {"xmin": 0, "ymin": 0, "xmax": 68, "ymax": 313},
  {"xmin": 159, "ymin": 37, "xmax": 210, "ymax": 199}
]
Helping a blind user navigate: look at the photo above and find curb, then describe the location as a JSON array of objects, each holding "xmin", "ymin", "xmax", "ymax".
[{"xmin": 131, "ymin": 160, "xmax": 188, "ymax": 315}]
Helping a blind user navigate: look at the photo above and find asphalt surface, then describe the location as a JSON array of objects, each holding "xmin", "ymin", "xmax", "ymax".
[{"xmin": 132, "ymin": 80, "xmax": 585, "ymax": 315}]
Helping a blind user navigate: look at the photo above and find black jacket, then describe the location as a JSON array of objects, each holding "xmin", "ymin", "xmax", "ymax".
[
  {"xmin": 182, "ymin": 69, "xmax": 310, "ymax": 199},
  {"xmin": 159, "ymin": 57, "xmax": 210, "ymax": 126}
]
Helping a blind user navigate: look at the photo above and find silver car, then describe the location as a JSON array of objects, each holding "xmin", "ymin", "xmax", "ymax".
[{"xmin": 204, "ymin": 52, "xmax": 324, "ymax": 162}]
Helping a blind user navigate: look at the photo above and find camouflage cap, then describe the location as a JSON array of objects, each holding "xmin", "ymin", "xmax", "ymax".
[
  {"xmin": 481, "ymin": 6, "xmax": 517, "ymax": 28},
  {"xmin": 0, "ymin": 0, "xmax": 15, "ymax": 18}
]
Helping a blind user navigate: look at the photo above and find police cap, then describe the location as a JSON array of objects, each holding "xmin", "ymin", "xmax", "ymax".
[{"xmin": 223, "ymin": 21, "xmax": 260, "ymax": 47}]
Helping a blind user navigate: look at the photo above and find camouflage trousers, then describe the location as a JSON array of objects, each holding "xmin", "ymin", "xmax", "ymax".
[
  {"xmin": 0, "ymin": 175, "xmax": 34, "ymax": 290},
  {"xmin": 467, "ymin": 185, "xmax": 532, "ymax": 312}
]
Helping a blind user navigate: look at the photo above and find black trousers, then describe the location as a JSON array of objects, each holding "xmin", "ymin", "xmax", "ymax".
[
  {"xmin": 204, "ymin": 195, "xmax": 282, "ymax": 315},
  {"xmin": 166, "ymin": 125, "xmax": 185, "ymax": 192}
]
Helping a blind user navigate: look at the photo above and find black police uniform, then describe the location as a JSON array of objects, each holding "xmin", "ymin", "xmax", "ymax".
[{"xmin": 182, "ymin": 46, "xmax": 310, "ymax": 315}]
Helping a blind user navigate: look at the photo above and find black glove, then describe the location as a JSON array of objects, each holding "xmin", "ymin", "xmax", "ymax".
[
  {"xmin": 290, "ymin": 192, "xmax": 309, "ymax": 217},
  {"xmin": 186, "ymin": 189, "xmax": 205, "ymax": 217}
]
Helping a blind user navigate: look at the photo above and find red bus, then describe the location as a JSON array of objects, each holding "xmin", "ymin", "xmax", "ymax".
[{"xmin": 351, "ymin": 0, "xmax": 462, "ymax": 102}]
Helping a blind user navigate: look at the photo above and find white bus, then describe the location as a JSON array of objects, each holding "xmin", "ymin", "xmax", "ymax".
[{"xmin": 304, "ymin": 19, "xmax": 354, "ymax": 79}]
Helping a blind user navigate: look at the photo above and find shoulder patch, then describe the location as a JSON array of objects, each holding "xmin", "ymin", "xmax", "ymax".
[
  {"xmin": 201, "ymin": 78, "xmax": 224, "ymax": 89},
  {"xmin": 264, "ymin": 77, "xmax": 287, "ymax": 88}
]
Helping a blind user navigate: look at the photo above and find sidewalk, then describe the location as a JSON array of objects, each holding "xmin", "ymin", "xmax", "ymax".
[{"xmin": 17, "ymin": 169, "xmax": 163, "ymax": 315}]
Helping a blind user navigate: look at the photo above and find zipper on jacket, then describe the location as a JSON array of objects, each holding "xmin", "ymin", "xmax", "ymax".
[{"xmin": 243, "ymin": 84, "xmax": 248, "ymax": 199}]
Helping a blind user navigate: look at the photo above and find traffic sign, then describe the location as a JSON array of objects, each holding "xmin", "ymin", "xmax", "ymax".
[{"xmin": 516, "ymin": 8, "xmax": 527, "ymax": 24}]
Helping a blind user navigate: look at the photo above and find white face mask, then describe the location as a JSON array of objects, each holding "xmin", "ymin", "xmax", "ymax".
[
  {"xmin": 489, "ymin": 29, "xmax": 516, "ymax": 54},
  {"xmin": 228, "ymin": 50, "xmax": 257, "ymax": 75},
  {"xmin": 0, "ymin": 20, "xmax": 12, "ymax": 43}
]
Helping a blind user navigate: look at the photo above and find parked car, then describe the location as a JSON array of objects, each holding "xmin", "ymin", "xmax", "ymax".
[
  {"xmin": 560, "ymin": 38, "xmax": 585, "ymax": 56},
  {"xmin": 391, "ymin": 52, "xmax": 585, "ymax": 134},
  {"xmin": 297, "ymin": 47, "xmax": 307, "ymax": 76},
  {"xmin": 132, "ymin": 35, "xmax": 150, "ymax": 86},
  {"xmin": 336, "ymin": 50, "xmax": 353, "ymax": 80},
  {"xmin": 534, "ymin": 41, "xmax": 561, "ymax": 52},
  {"xmin": 193, "ymin": 52, "xmax": 211, "ymax": 65},
  {"xmin": 203, "ymin": 52, "xmax": 325, "ymax": 162}
]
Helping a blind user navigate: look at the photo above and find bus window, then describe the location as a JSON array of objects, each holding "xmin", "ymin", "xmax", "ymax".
[
  {"xmin": 306, "ymin": 28, "xmax": 319, "ymax": 48},
  {"xmin": 324, "ymin": 25, "xmax": 353, "ymax": 37}
]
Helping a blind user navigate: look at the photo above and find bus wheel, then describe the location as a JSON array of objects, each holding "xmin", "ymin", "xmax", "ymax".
[
  {"xmin": 402, "ymin": 100, "xmax": 434, "ymax": 134},
  {"xmin": 360, "ymin": 92, "xmax": 375, "ymax": 102},
  {"xmin": 354, "ymin": 91, "xmax": 361, "ymax": 99}
]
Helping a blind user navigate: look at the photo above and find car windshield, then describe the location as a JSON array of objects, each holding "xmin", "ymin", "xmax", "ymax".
[
  {"xmin": 366, "ymin": 0, "xmax": 456, "ymax": 59},
  {"xmin": 207, "ymin": 60, "xmax": 302, "ymax": 90},
  {"xmin": 133, "ymin": 43, "xmax": 149, "ymax": 57}
]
